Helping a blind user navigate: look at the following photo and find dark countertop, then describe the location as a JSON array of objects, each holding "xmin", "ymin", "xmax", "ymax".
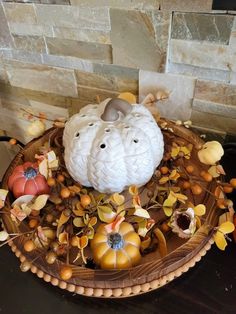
[{"xmin": 0, "ymin": 240, "xmax": 235, "ymax": 314}]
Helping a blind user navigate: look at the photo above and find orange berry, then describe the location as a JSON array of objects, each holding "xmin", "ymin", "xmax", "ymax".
[
  {"xmin": 182, "ymin": 181, "xmax": 191, "ymax": 190},
  {"xmin": 191, "ymin": 184, "xmax": 202, "ymax": 195},
  {"xmin": 28, "ymin": 219, "xmax": 38, "ymax": 229},
  {"xmin": 24, "ymin": 239, "xmax": 36, "ymax": 252},
  {"xmin": 9, "ymin": 138, "xmax": 17, "ymax": 145},
  {"xmin": 200, "ymin": 171, "xmax": 213, "ymax": 182},
  {"xmin": 160, "ymin": 166, "xmax": 169, "ymax": 175},
  {"xmin": 57, "ymin": 174, "xmax": 65, "ymax": 183},
  {"xmin": 80, "ymin": 195, "xmax": 91, "ymax": 208},
  {"xmin": 31, "ymin": 210, "xmax": 40, "ymax": 217},
  {"xmin": 71, "ymin": 236, "xmax": 79, "ymax": 247},
  {"xmin": 47, "ymin": 177, "xmax": 56, "ymax": 187},
  {"xmin": 217, "ymin": 199, "xmax": 227, "ymax": 209},
  {"xmin": 46, "ymin": 251, "xmax": 57, "ymax": 265},
  {"xmin": 60, "ymin": 266, "xmax": 72, "ymax": 280},
  {"xmin": 161, "ymin": 222, "xmax": 170, "ymax": 233},
  {"xmin": 186, "ymin": 165, "xmax": 194, "ymax": 174},
  {"xmin": 60, "ymin": 188, "xmax": 70, "ymax": 199},
  {"xmin": 230, "ymin": 178, "xmax": 236, "ymax": 188},
  {"xmin": 223, "ymin": 185, "xmax": 233, "ymax": 194},
  {"xmin": 46, "ymin": 214, "xmax": 54, "ymax": 223}
]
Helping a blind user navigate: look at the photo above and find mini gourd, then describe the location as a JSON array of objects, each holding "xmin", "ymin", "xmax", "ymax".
[
  {"xmin": 63, "ymin": 98, "xmax": 164, "ymax": 193},
  {"xmin": 91, "ymin": 222, "xmax": 141, "ymax": 269},
  {"xmin": 198, "ymin": 141, "xmax": 224, "ymax": 165}
]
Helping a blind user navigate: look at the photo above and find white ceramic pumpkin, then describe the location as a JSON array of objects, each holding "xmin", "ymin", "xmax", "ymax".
[{"xmin": 63, "ymin": 98, "xmax": 164, "ymax": 193}]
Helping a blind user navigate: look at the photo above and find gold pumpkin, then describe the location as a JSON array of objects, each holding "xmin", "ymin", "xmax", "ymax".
[
  {"xmin": 91, "ymin": 222, "xmax": 141, "ymax": 269},
  {"xmin": 198, "ymin": 141, "xmax": 224, "ymax": 165}
]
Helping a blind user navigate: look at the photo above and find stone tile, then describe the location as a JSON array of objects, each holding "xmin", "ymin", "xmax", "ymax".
[
  {"xmin": 53, "ymin": 27, "xmax": 111, "ymax": 44},
  {"xmin": 0, "ymin": 3, "xmax": 13, "ymax": 48},
  {"xmin": 3, "ymin": 3, "xmax": 37, "ymax": 24},
  {"xmin": 110, "ymin": 9, "xmax": 163, "ymax": 71},
  {"xmin": 160, "ymin": 0, "xmax": 213, "ymax": 12},
  {"xmin": 42, "ymin": 54, "xmax": 93, "ymax": 71},
  {"xmin": 70, "ymin": 0, "xmax": 160, "ymax": 10},
  {"xmin": 139, "ymin": 70, "xmax": 196, "ymax": 121},
  {"xmin": 45, "ymin": 37, "xmax": 112, "ymax": 63},
  {"xmin": 13, "ymin": 35, "xmax": 46, "ymax": 53},
  {"xmin": 168, "ymin": 62, "xmax": 230, "ymax": 83},
  {"xmin": 193, "ymin": 99, "xmax": 236, "ymax": 118},
  {"xmin": 171, "ymin": 13, "xmax": 234, "ymax": 45},
  {"xmin": 194, "ymin": 79, "xmax": 236, "ymax": 106},
  {"xmin": 9, "ymin": 23, "xmax": 53, "ymax": 37},
  {"xmin": 10, "ymin": 50, "xmax": 42, "ymax": 64},
  {"xmin": 150, "ymin": 11, "xmax": 171, "ymax": 53},
  {"xmin": 39, "ymin": 0, "xmax": 70, "ymax": 4},
  {"xmin": 77, "ymin": 85, "xmax": 119, "ymax": 103},
  {"xmin": 0, "ymin": 81, "xmax": 73, "ymax": 110},
  {"xmin": 169, "ymin": 39, "xmax": 231, "ymax": 71},
  {"xmin": 230, "ymin": 72, "xmax": 236, "ymax": 84},
  {"xmin": 191, "ymin": 110, "xmax": 236, "ymax": 134},
  {"xmin": 192, "ymin": 126, "xmax": 226, "ymax": 143},
  {"xmin": 75, "ymin": 64, "xmax": 138, "ymax": 94},
  {"xmin": 4, "ymin": 59, "xmax": 78, "ymax": 97},
  {"xmin": 0, "ymin": 62, "xmax": 9, "ymax": 83},
  {"xmin": 35, "ymin": 4, "xmax": 110, "ymax": 31}
]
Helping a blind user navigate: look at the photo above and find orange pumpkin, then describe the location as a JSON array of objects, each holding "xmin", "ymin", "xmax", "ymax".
[
  {"xmin": 8, "ymin": 161, "xmax": 50, "ymax": 198},
  {"xmin": 91, "ymin": 222, "xmax": 141, "ymax": 269}
]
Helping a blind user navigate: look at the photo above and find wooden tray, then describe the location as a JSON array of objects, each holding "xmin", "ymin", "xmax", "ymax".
[{"xmin": 1, "ymin": 120, "xmax": 219, "ymax": 298}]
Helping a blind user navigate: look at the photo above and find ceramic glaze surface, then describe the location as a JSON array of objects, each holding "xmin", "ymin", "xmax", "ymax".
[{"xmin": 63, "ymin": 99, "xmax": 164, "ymax": 193}]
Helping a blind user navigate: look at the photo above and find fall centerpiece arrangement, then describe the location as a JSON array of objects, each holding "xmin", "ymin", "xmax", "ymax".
[{"xmin": 0, "ymin": 92, "xmax": 235, "ymax": 298}]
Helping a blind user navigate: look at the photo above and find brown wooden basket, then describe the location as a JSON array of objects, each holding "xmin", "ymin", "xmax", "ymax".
[{"xmin": 1, "ymin": 121, "xmax": 219, "ymax": 298}]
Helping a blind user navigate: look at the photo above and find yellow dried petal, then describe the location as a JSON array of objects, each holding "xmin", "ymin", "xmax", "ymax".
[
  {"xmin": 214, "ymin": 231, "xmax": 228, "ymax": 250},
  {"xmin": 194, "ymin": 204, "xmax": 206, "ymax": 216}
]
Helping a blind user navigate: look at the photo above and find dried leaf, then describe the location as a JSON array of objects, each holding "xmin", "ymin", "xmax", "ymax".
[
  {"xmin": 171, "ymin": 147, "xmax": 180, "ymax": 158},
  {"xmin": 88, "ymin": 216, "xmax": 97, "ymax": 227},
  {"xmin": 78, "ymin": 235, "xmax": 88, "ymax": 249},
  {"xmin": 58, "ymin": 231, "xmax": 68, "ymax": 244},
  {"xmin": 31, "ymin": 194, "xmax": 49, "ymax": 211},
  {"xmin": 0, "ymin": 189, "xmax": 8, "ymax": 209},
  {"xmin": 132, "ymin": 206, "xmax": 150, "ymax": 219},
  {"xmin": 49, "ymin": 194, "xmax": 62, "ymax": 205},
  {"xmin": 57, "ymin": 212, "xmax": 70, "ymax": 230},
  {"xmin": 73, "ymin": 217, "xmax": 85, "ymax": 228},
  {"xmin": 140, "ymin": 236, "xmax": 151, "ymax": 252},
  {"xmin": 137, "ymin": 219, "xmax": 149, "ymax": 237},
  {"xmin": 110, "ymin": 193, "xmax": 125, "ymax": 206},
  {"xmin": 218, "ymin": 221, "xmax": 235, "ymax": 234},
  {"xmin": 163, "ymin": 193, "xmax": 177, "ymax": 217},
  {"xmin": 97, "ymin": 207, "xmax": 116, "ymax": 223},
  {"xmin": 104, "ymin": 216, "xmax": 125, "ymax": 233},
  {"xmin": 0, "ymin": 230, "xmax": 9, "ymax": 241},
  {"xmin": 97, "ymin": 205, "xmax": 113, "ymax": 214},
  {"xmin": 10, "ymin": 205, "xmax": 27, "ymax": 222},
  {"xmin": 194, "ymin": 204, "xmax": 206, "ymax": 216},
  {"xmin": 128, "ymin": 185, "xmax": 138, "ymax": 196},
  {"xmin": 12, "ymin": 195, "xmax": 34, "ymax": 207},
  {"xmin": 214, "ymin": 231, "xmax": 228, "ymax": 250},
  {"xmin": 39, "ymin": 158, "xmax": 48, "ymax": 179},
  {"xmin": 73, "ymin": 203, "xmax": 85, "ymax": 217},
  {"xmin": 159, "ymin": 176, "xmax": 169, "ymax": 184},
  {"xmin": 153, "ymin": 228, "xmax": 168, "ymax": 257}
]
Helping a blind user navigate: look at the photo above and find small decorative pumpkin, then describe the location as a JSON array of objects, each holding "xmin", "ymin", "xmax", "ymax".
[
  {"xmin": 198, "ymin": 141, "xmax": 224, "ymax": 165},
  {"xmin": 91, "ymin": 222, "xmax": 141, "ymax": 269},
  {"xmin": 8, "ymin": 161, "xmax": 50, "ymax": 198},
  {"xmin": 63, "ymin": 98, "xmax": 164, "ymax": 193}
]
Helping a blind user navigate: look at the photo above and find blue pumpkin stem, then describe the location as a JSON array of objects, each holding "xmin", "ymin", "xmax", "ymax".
[
  {"xmin": 107, "ymin": 233, "xmax": 124, "ymax": 250},
  {"xmin": 24, "ymin": 167, "xmax": 37, "ymax": 179}
]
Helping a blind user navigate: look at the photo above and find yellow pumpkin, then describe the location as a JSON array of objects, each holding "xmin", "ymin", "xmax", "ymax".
[
  {"xmin": 198, "ymin": 141, "xmax": 224, "ymax": 165},
  {"xmin": 91, "ymin": 222, "xmax": 141, "ymax": 269}
]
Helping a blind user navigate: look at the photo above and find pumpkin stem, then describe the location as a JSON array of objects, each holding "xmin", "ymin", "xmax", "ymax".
[
  {"xmin": 101, "ymin": 98, "xmax": 132, "ymax": 122},
  {"xmin": 107, "ymin": 233, "xmax": 124, "ymax": 250}
]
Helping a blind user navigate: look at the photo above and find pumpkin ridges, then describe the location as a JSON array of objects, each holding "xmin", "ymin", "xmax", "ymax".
[
  {"xmin": 123, "ymin": 243, "xmax": 141, "ymax": 266},
  {"xmin": 116, "ymin": 250, "xmax": 131, "ymax": 269},
  {"xmin": 24, "ymin": 179, "xmax": 38, "ymax": 195},
  {"xmin": 100, "ymin": 249, "xmax": 116, "ymax": 270},
  {"xmin": 92, "ymin": 242, "xmax": 110, "ymax": 265},
  {"xmin": 118, "ymin": 222, "xmax": 134, "ymax": 236},
  {"xmin": 8, "ymin": 172, "xmax": 24, "ymax": 190},
  {"xmin": 12, "ymin": 177, "xmax": 27, "ymax": 198},
  {"xmin": 123, "ymin": 231, "xmax": 141, "ymax": 248},
  {"xmin": 34, "ymin": 175, "xmax": 50, "ymax": 194}
]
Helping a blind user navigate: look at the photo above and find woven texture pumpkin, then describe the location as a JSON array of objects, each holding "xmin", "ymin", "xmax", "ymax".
[
  {"xmin": 63, "ymin": 98, "xmax": 164, "ymax": 193},
  {"xmin": 8, "ymin": 161, "xmax": 50, "ymax": 198},
  {"xmin": 91, "ymin": 222, "xmax": 141, "ymax": 269}
]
